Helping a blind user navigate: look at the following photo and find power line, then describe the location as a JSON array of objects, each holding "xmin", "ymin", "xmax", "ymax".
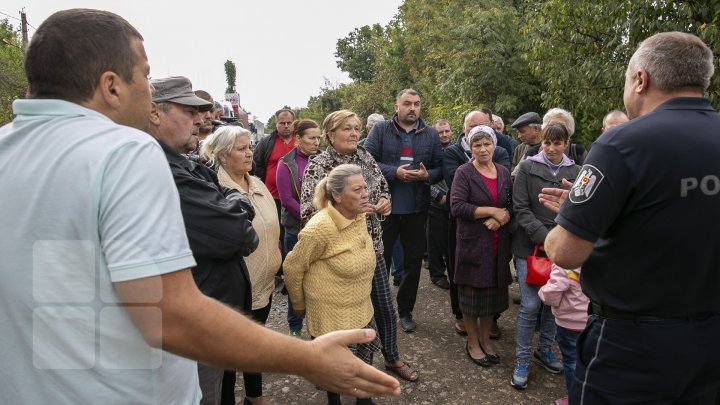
[
  {"xmin": 0, "ymin": 10, "xmax": 22, "ymax": 22},
  {"xmin": 0, "ymin": 10, "xmax": 35, "ymax": 30}
]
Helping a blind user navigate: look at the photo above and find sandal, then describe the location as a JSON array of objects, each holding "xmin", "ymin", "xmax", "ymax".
[{"xmin": 384, "ymin": 362, "xmax": 419, "ymax": 382}]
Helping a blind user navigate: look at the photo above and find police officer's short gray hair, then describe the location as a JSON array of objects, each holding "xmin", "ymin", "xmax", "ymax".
[{"xmin": 628, "ymin": 32, "xmax": 714, "ymax": 93}]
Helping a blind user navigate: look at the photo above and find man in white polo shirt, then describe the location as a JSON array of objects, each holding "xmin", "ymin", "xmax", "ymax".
[{"xmin": 0, "ymin": 8, "xmax": 399, "ymax": 404}]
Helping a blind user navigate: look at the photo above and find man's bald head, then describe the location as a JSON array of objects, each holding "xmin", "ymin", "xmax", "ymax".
[
  {"xmin": 602, "ymin": 110, "xmax": 629, "ymax": 133},
  {"xmin": 463, "ymin": 110, "xmax": 491, "ymax": 134}
]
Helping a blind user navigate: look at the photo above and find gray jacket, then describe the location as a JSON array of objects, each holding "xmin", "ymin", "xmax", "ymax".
[{"xmin": 511, "ymin": 155, "xmax": 580, "ymax": 258}]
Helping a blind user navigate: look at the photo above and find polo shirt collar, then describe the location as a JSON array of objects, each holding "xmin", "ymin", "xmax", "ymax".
[{"xmin": 12, "ymin": 99, "xmax": 113, "ymax": 122}]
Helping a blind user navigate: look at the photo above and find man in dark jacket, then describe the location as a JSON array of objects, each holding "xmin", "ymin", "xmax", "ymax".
[
  {"xmin": 365, "ymin": 89, "xmax": 444, "ymax": 333},
  {"xmin": 148, "ymin": 76, "xmax": 259, "ymax": 405}
]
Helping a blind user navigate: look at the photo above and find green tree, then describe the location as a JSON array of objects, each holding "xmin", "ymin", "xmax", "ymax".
[
  {"xmin": 224, "ymin": 60, "xmax": 236, "ymax": 94},
  {"xmin": 335, "ymin": 24, "xmax": 384, "ymax": 83},
  {"xmin": 0, "ymin": 20, "xmax": 28, "ymax": 125},
  {"xmin": 397, "ymin": 0, "xmax": 542, "ymax": 128},
  {"xmin": 523, "ymin": 0, "xmax": 720, "ymax": 145}
]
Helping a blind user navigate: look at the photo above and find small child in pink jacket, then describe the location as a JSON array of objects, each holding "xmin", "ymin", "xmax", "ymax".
[{"xmin": 538, "ymin": 264, "xmax": 589, "ymax": 405}]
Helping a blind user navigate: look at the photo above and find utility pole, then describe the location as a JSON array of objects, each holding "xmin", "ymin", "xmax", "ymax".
[{"xmin": 20, "ymin": 9, "xmax": 28, "ymax": 52}]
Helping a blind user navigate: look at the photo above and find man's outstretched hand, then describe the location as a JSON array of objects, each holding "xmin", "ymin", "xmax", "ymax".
[
  {"xmin": 304, "ymin": 329, "xmax": 401, "ymax": 398},
  {"xmin": 539, "ymin": 179, "xmax": 573, "ymax": 213}
]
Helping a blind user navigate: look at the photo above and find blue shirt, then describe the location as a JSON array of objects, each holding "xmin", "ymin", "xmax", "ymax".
[{"xmin": 0, "ymin": 99, "xmax": 200, "ymax": 403}]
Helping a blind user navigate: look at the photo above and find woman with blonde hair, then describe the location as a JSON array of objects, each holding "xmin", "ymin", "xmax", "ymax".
[
  {"xmin": 285, "ymin": 164, "xmax": 378, "ymax": 405},
  {"xmin": 202, "ymin": 125, "xmax": 281, "ymax": 405},
  {"xmin": 300, "ymin": 110, "xmax": 419, "ymax": 382}
]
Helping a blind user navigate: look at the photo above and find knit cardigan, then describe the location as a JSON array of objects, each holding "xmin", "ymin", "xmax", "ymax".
[
  {"xmin": 217, "ymin": 167, "xmax": 282, "ymax": 310},
  {"xmin": 284, "ymin": 204, "xmax": 376, "ymax": 337}
]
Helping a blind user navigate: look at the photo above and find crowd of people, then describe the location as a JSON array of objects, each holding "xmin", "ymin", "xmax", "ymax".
[{"xmin": 1, "ymin": 7, "xmax": 719, "ymax": 405}]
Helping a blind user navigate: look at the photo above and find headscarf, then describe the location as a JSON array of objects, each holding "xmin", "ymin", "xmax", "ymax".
[{"xmin": 467, "ymin": 125, "xmax": 497, "ymax": 146}]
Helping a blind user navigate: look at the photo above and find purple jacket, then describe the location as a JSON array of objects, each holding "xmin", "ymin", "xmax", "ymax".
[{"xmin": 450, "ymin": 162, "xmax": 513, "ymax": 288}]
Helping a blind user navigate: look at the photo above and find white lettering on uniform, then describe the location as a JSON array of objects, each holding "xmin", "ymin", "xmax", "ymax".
[
  {"xmin": 701, "ymin": 175, "xmax": 720, "ymax": 195},
  {"xmin": 680, "ymin": 178, "xmax": 698, "ymax": 197},
  {"xmin": 680, "ymin": 175, "xmax": 720, "ymax": 197}
]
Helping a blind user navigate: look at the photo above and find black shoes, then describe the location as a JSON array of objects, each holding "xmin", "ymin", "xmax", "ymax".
[
  {"xmin": 432, "ymin": 278, "xmax": 450, "ymax": 289},
  {"xmin": 466, "ymin": 343, "xmax": 492, "ymax": 367},
  {"xmin": 399, "ymin": 314, "xmax": 417, "ymax": 332}
]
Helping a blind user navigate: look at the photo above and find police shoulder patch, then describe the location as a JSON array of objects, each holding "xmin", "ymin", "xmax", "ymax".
[{"xmin": 569, "ymin": 164, "xmax": 605, "ymax": 204}]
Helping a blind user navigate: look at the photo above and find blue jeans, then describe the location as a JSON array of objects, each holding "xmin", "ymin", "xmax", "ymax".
[
  {"xmin": 556, "ymin": 325, "xmax": 580, "ymax": 394},
  {"xmin": 284, "ymin": 232, "xmax": 303, "ymax": 331},
  {"xmin": 515, "ymin": 258, "xmax": 556, "ymax": 364},
  {"xmin": 390, "ymin": 239, "xmax": 404, "ymax": 282}
]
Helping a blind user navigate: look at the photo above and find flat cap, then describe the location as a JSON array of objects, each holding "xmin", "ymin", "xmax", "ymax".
[
  {"xmin": 151, "ymin": 76, "xmax": 213, "ymax": 110},
  {"xmin": 510, "ymin": 112, "xmax": 542, "ymax": 129}
]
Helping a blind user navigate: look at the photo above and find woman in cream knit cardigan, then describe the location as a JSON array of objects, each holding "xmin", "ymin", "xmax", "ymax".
[
  {"xmin": 202, "ymin": 126, "xmax": 281, "ymax": 405},
  {"xmin": 284, "ymin": 164, "xmax": 378, "ymax": 405}
]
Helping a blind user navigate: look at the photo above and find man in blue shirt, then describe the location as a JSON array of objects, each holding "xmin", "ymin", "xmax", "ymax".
[
  {"xmin": 545, "ymin": 32, "xmax": 720, "ymax": 404},
  {"xmin": 0, "ymin": 8, "xmax": 400, "ymax": 403}
]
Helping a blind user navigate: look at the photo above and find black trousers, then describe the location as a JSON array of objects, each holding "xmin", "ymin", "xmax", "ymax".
[
  {"xmin": 570, "ymin": 313, "xmax": 720, "ymax": 404},
  {"xmin": 243, "ymin": 297, "xmax": 273, "ymax": 398},
  {"xmin": 381, "ymin": 212, "xmax": 427, "ymax": 317},
  {"xmin": 220, "ymin": 298, "xmax": 273, "ymax": 404},
  {"xmin": 426, "ymin": 206, "xmax": 449, "ymax": 282},
  {"xmin": 446, "ymin": 217, "xmax": 462, "ymax": 318}
]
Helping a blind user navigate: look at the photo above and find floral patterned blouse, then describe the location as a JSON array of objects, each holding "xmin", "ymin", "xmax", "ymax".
[{"xmin": 300, "ymin": 145, "xmax": 390, "ymax": 256}]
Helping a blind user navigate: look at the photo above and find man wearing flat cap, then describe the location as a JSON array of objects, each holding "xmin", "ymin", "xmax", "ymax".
[
  {"xmin": 510, "ymin": 112, "xmax": 542, "ymax": 174},
  {"xmin": 148, "ymin": 76, "xmax": 259, "ymax": 405}
]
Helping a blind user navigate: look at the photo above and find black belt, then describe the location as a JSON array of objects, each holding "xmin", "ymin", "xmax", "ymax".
[{"xmin": 589, "ymin": 302, "xmax": 717, "ymax": 322}]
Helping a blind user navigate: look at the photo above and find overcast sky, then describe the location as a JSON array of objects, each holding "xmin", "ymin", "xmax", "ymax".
[{"xmin": 2, "ymin": 0, "xmax": 402, "ymax": 122}]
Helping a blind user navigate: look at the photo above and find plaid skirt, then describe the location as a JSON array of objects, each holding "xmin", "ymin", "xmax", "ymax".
[{"xmin": 457, "ymin": 285, "xmax": 509, "ymax": 317}]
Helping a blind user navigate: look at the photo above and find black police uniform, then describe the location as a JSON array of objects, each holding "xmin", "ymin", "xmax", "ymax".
[{"xmin": 555, "ymin": 97, "xmax": 720, "ymax": 403}]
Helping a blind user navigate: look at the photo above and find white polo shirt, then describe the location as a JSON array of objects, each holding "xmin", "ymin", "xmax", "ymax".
[{"xmin": 0, "ymin": 100, "xmax": 200, "ymax": 404}]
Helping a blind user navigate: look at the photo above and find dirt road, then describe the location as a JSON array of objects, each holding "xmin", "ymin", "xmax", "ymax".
[{"xmin": 233, "ymin": 270, "xmax": 567, "ymax": 404}]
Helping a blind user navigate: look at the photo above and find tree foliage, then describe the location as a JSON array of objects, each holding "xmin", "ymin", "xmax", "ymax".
[
  {"xmin": 301, "ymin": 0, "xmax": 720, "ymax": 146},
  {"xmin": 334, "ymin": 24, "xmax": 384, "ymax": 83},
  {"xmin": 0, "ymin": 20, "xmax": 27, "ymax": 125},
  {"xmin": 523, "ymin": 0, "xmax": 720, "ymax": 145},
  {"xmin": 224, "ymin": 60, "xmax": 236, "ymax": 94}
]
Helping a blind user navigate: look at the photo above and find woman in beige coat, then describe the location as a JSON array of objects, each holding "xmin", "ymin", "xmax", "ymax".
[{"xmin": 202, "ymin": 126, "xmax": 281, "ymax": 405}]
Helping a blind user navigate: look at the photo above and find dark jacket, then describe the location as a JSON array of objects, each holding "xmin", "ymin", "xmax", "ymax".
[
  {"xmin": 278, "ymin": 148, "xmax": 302, "ymax": 235},
  {"xmin": 511, "ymin": 156, "xmax": 580, "ymax": 258},
  {"xmin": 161, "ymin": 141, "xmax": 258, "ymax": 311},
  {"xmin": 496, "ymin": 130, "xmax": 519, "ymax": 161},
  {"xmin": 443, "ymin": 135, "xmax": 511, "ymax": 201},
  {"xmin": 450, "ymin": 162, "xmax": 513, "ymax": 288},
  {"xmin": 252, "ymin": 129, "xmax": 279, "ymax": 182},
  {"xmin": 364, "ymin": 115, "xmax": 443, "ymax": 213}
]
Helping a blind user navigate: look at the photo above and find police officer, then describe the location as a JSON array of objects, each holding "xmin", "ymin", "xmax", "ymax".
[{"xmin": 544, "ymin": 32, "xmax": 720, "ymax": 403}]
